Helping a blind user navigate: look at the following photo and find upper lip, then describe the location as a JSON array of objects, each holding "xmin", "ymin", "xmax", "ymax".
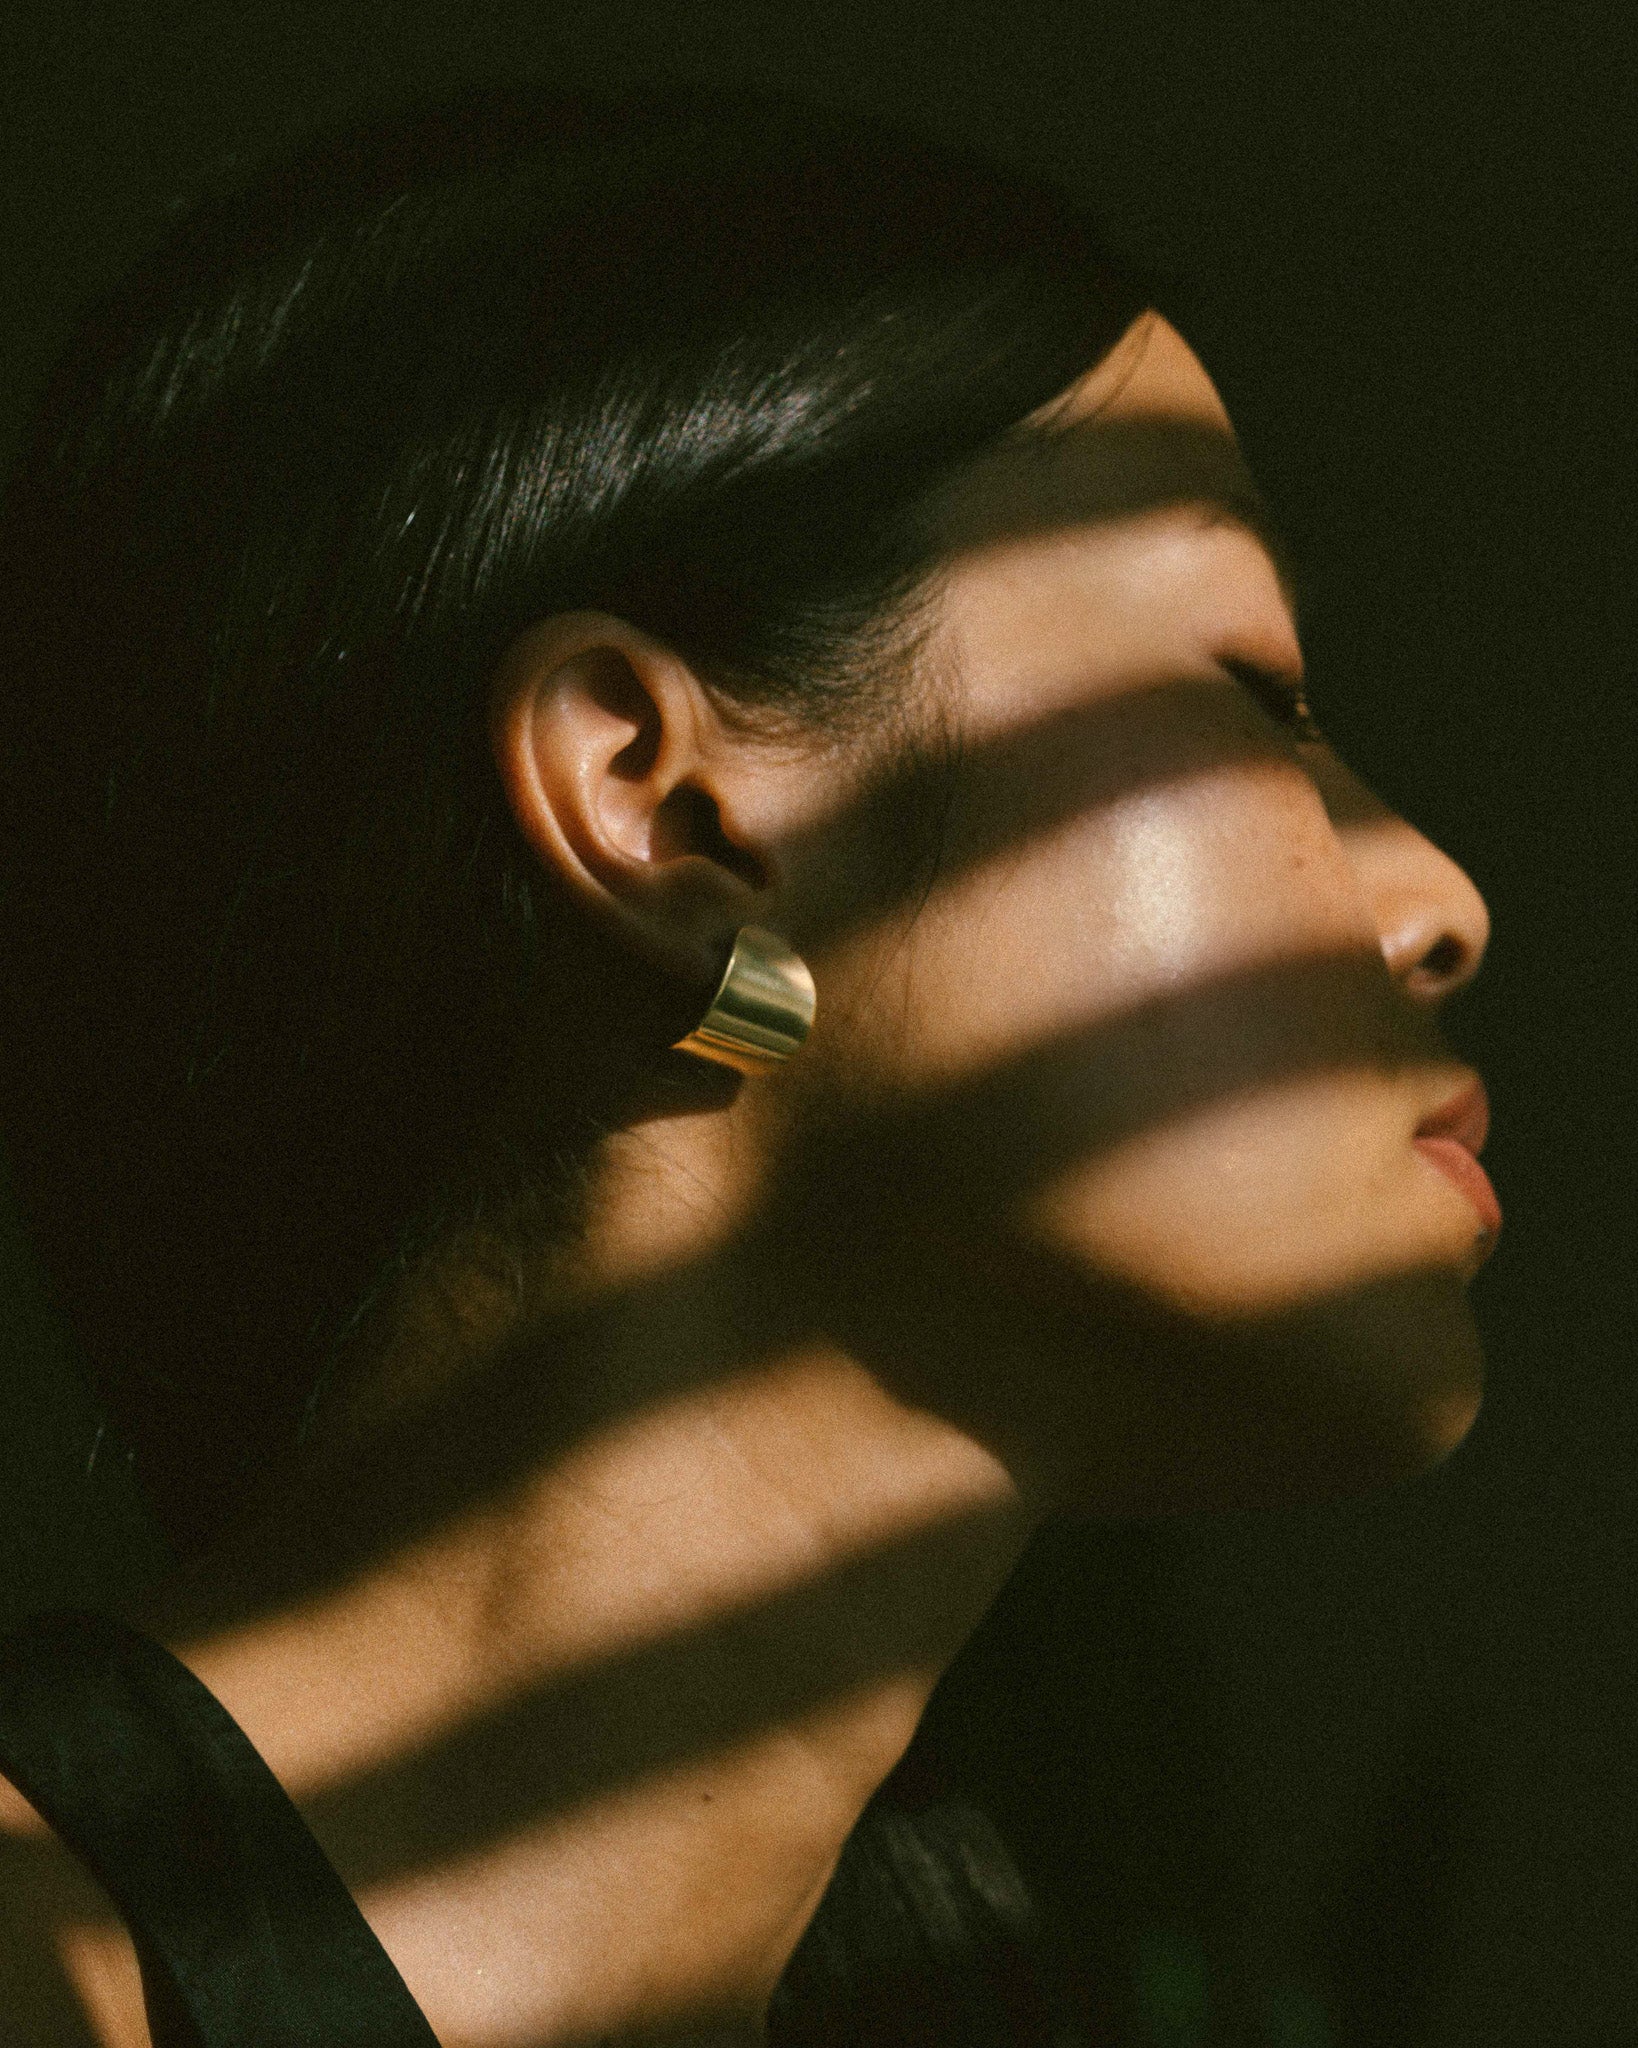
[{"xmin": 1415, "ymin": 1078, "xmax": 1490, "ymax": 1157}]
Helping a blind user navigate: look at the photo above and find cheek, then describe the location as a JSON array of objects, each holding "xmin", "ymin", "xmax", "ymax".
[
  {"xmin": 859, "ymin": 753, "xmax": 1371, "ymax": 1087},
  {"xmin": 826, "ymin": 748, "xmax": 1483, "ymax": 1419},
  {"xmin": 800, "ymin": 722, "xmax": 1487, "ymax": 1510}
]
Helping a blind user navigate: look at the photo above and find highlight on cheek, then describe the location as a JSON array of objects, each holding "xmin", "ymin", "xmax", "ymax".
[{"xmin": 823, "ymin": 745, "xmax": 1360, "ymax": 1094}]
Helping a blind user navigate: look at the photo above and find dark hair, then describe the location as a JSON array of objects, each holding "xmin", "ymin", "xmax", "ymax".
[
  {"xmin": 0, "ymin": 85, "xmax": 1142, "ymax": 1546},
  {"xmin": 0, "ymin": 83, "xmax": 1142, "ymax": 2042}
]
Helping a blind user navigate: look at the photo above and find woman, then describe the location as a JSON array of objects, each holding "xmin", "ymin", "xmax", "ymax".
[{"xmin": 0, "ymin": 85, "xmax": 1497, "ymax": 2047}]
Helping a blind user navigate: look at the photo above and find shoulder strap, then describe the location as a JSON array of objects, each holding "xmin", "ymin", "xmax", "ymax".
[{"xmin": 0, "ymin": 1609, "xmax": 441, "ymax": 2047}]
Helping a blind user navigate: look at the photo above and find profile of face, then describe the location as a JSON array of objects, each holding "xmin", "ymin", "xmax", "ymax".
[{"xmin": 494, "ymin": 312, "xmax": 1495, "ymax": 1521}]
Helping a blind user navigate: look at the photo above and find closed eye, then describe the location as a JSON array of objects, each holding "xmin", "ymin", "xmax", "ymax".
[{"xmin": 1223, "ymin": 658, "xmax": 1325, "ymax": 744}]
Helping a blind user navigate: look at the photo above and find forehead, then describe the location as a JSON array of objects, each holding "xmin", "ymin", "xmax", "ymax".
[
  {"xmin": 922, "ymin": 312, "xmax": 1300, "ymax": 620},
  {"xmin": 1043, "ymin": 310, "xmax": 1231, "ymax": 433}
]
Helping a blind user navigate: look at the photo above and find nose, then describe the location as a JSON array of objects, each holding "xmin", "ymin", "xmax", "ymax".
[
  {"xmin": 1374, "ymin": 825, "xmax": 1490, "ymax": 1003},
  {"xmin": 1315, "ymin": 757, "xmax": 1490, "ymax": 1005}
]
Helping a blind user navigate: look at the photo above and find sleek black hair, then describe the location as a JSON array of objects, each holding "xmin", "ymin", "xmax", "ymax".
[
  {"xmin": 0, "ymin": 85, "xmax": 1143, "ymax": 1549},
  {"xmin": 0, "ymin": 83, "xmax": 1146, "ymax": 2043}
]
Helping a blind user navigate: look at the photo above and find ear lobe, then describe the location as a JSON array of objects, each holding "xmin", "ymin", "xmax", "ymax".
[{"xmin": 488, "ymin": 612, "xmax": 767, "ymax": 981}]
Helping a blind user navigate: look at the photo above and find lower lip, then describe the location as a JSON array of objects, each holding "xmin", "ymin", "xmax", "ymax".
[{"xmin": 1415, "ymin": 1137, "xmax": 1503, "ymax": 1241}]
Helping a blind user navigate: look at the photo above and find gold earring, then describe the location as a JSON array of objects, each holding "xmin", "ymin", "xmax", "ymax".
[{"xmin": 672, "ymin": 926, "xmax": 816, "ymax": 1075}]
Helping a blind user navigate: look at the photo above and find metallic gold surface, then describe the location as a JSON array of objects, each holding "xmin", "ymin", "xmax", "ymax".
[{"xmin": 672, "ymin": 926, "xmax": 817, "ymax": 1075}]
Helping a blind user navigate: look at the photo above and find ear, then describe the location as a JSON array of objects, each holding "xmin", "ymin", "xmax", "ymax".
[{"xmin": 487, "ymin": 613, "xmax": 773, "ymax": 985}]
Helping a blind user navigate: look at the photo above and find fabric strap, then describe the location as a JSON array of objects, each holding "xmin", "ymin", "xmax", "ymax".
[{"xmin": 0, "ymin": 1609, "xmax": 441, "ymax": 2046}]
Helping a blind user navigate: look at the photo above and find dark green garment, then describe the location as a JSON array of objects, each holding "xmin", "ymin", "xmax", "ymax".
[
  {"xmin": 0, "ymin": 1610, "xmax": 440, "ymax": 2047},
  {"xmin": 0, "ymin": 1611, "xmax": 1086, "ymax": 2048}
]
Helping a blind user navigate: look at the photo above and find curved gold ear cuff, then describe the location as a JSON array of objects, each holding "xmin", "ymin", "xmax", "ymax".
[{"xmin": 672, "ymin": 926, "xmax": 816, "ymax": 1075}]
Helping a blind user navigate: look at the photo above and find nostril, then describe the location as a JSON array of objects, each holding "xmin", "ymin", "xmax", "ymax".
[{"xmin": 1417, "ymin": 933, "xmax": 1466, "ymax": 989}]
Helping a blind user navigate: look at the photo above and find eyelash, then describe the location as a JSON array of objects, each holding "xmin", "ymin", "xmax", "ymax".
[{"xmin": 1224, "ymin": 659, "xmax": 1325, "ymax": 743}]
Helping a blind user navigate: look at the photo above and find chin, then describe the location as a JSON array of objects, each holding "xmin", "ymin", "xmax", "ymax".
[
  {"xmin": 1029, "ymin": 1260, "xmax": 1488, "ymax": 1520},
  {"xmin": 1199, "ymin": 1265, "xmax": 1488, "ymax": 1512},
  {"xmin": 1334, "ymin": 1305, "xmax": 1486, "ymax": 1495}
]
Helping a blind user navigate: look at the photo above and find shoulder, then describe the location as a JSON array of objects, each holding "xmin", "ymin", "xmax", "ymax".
[{"xmin": 0, "ymin": 1781, "xmax": 145, "ymax": 2048}]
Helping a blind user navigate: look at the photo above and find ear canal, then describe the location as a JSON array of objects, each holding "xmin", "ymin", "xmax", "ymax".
[
  {"xmin": 654, "ymin": 782, "xmax": 766, "ymax": 887},
  {"xmin": 672, "ymin": 927, "xmax": 817, "ymax": 1075}
]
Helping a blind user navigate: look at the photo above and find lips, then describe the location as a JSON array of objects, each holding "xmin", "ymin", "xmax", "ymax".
[{"xmin": 1414, "ymin": 1079, "xmax": 1502, "ymax": 1245}]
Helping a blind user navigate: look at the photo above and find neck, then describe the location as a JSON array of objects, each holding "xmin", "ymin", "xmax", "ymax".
[{"xmin": 115, "ymin": 1110, "xmax": 1038, "ymax": 2048}]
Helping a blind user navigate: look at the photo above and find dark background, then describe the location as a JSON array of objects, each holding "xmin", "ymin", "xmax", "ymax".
[{"xmin": 1, "ymin": 5, "xmax": 1633, "ymax": 2044}]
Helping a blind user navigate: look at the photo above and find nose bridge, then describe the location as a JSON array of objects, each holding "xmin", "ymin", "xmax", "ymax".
[{"xmin": 1325, "ymin": 767, "xmax": 1490, "ymax": 1000}]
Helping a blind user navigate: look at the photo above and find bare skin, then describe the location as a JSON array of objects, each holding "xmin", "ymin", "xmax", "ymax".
[{"xmin": 0, "ymin": 313, "xmax": 1493, "ymax": 2046}]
